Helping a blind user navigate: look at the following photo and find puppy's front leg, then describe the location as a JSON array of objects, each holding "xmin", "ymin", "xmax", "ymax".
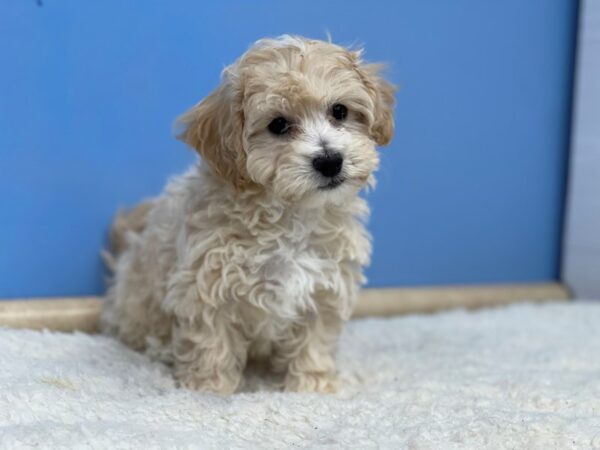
[
  {"xmin": 172, "ymin": 312, "xmax": 248, "ymax": 395},
  {"xmin": 273, "ymin": 311, "xmax": 343, "ymax": 394}
]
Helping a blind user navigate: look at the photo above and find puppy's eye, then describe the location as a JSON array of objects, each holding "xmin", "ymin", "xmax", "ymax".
[
  {"xmin": 331, "ymin": 103, "xmax": 348, "ymax": 121},
  {"xmin": 268, "ymin": 117, "xmax": 290, "ymax": 135}
]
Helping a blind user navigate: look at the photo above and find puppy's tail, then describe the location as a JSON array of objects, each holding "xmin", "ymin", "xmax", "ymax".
[{"xmin": 102, "ymin": 200, "xmax": 153, "ymax": 272}]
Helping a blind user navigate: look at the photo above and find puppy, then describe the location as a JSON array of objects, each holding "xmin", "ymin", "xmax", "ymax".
[{"xmin": 101, "ymin": 35, "xmax": 395, "ymax": 394}]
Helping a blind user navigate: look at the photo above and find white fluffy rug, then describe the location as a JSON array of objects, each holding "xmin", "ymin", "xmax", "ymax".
[{"xmin": 2, "ymin": 303, "xmax": 600, "ymax": 449}]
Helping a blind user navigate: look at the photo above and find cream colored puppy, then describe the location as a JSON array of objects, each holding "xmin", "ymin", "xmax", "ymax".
[{"xmin": 101, "ymin": 35, "xmax": 395, "ymax": 394}]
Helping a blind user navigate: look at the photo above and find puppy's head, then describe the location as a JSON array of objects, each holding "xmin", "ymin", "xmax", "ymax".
[{"xmin": 179, "ymin": 35, "xmax": 396, "ymax": 204}]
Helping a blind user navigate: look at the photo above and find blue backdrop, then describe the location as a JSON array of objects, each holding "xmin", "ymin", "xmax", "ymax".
[{"xmin": 0, "ymin": 1, "xmax": 578, "ymax": 298}]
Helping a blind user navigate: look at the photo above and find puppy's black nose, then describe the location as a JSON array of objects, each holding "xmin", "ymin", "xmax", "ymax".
[{"xmin": 312, "ymin": 153, "xmax": 343, "ymax": 178}]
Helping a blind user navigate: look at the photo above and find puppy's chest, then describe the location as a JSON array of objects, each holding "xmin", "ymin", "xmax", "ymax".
[
  {"xmin": 243, "ymin": 218, "xmax": 356, "ymax": 311},
  {"xmin": 252, "ymin": 229, "xmax": 342, "ymax": 290},
  {"xmin": 238, "ymin": 231, "xmax": 342, "ymax": 343}
]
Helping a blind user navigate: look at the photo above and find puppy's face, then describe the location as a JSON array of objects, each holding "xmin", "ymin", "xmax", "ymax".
[{"xmin": 179, "ymin": 36, "xmax": 395, "ymax": 205}]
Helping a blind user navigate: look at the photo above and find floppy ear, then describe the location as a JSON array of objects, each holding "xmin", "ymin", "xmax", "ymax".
[
  {"xmin": 177, "ymin": 74, "xmax": 251, "ymax": 189},
  {"xmin": 355, "ymin": 61, "xmax": 397, "ymax": 146}
]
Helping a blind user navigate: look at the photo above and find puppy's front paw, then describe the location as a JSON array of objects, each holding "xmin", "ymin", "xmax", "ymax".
[
  {"xmin": 176, "ymin": 371, "xmax": 241, "ymax": 395},
  {"xmin": 284, "ymin": 372, "xmax": 339, "ymax": 394}
]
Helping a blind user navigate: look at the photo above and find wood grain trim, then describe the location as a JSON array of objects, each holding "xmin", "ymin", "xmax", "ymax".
[
  {"xmin": 0, "ymin": 283, "xmax": 570, "ymax": 332},
  {"xmin": 352, "ymin": 282, "xmax": 570, "ymax": 318},
  {"xmin": 0, "ymin": 297, "xmax": 102, "ymax": 333}
]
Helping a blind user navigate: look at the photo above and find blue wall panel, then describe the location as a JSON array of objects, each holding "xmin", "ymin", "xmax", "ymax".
[{"xmin": 0, "ymin": 1, "xmax": 578, "ymax": 297}]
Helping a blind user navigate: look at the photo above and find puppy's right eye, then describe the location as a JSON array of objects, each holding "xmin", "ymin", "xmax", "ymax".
[{"xmin": 268, "ymin": 117, "xmax": 290, "ymax": 135}]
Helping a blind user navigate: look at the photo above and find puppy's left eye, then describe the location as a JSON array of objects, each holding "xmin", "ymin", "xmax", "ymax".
[
  {"xmin": 331, "ymin": 103, "xmax": 348, "ymax": 121},
  {"xmin": 268, "ymin": 117, "xmax": 291, "ymax": 135}
]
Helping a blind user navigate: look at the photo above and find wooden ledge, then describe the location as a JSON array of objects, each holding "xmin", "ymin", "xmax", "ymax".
[
  {"xmin": 352, "ymin": 282, "xmax": 570, "ymax": 318},
  {"xmin": 0, "ymin": 283, "xmax": 570, "ymax": 333}
]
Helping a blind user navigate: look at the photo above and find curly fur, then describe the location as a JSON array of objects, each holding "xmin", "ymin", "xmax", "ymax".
[{"xmin": 101, "ymin": 35, "xmax": 395, "ymax": 394}]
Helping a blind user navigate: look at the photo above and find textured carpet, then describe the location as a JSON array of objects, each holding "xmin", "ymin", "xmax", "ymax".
[{"xmin": 1, "ymin": 303, "xmax": 600, "ymax": 449}]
